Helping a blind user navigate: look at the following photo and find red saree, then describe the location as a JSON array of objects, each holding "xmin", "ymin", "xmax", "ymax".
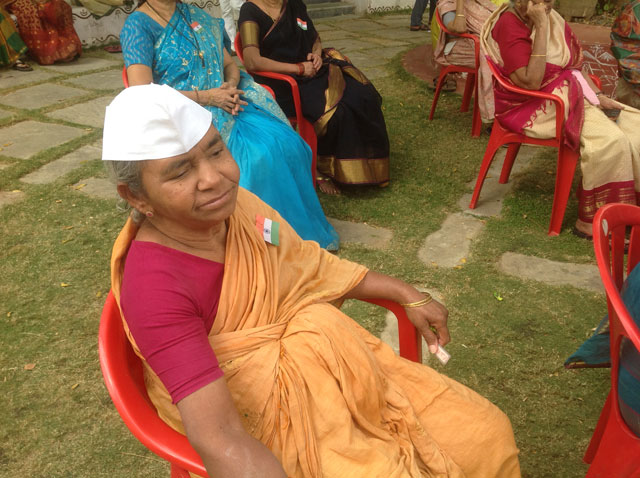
[{"xmin": 8, "ymin": 0, "xmax": 81, "ymax": 65}]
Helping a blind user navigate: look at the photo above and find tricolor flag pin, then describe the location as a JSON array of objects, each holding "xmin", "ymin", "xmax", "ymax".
[
  {"xmin": 256, "ymin": 214, "xmax": 280, "ymax": 246},
  {"xmin": 191, "ymin": 21, "xmax": 203, "ymax": 32},
  {"xmin": 296, "ymin": 18, "xmax": 308, "ymax": 30}
]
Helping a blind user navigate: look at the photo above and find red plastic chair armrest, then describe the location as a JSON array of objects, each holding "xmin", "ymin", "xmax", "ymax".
[{"xmin": 487, "ymin": 58, "xmax": 566, "ymax": 141}]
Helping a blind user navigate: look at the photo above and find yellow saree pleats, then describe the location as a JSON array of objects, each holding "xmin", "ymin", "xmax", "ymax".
[{"xmin": 110, "ymin": 188, "xmax": 520, "ymax": 478}]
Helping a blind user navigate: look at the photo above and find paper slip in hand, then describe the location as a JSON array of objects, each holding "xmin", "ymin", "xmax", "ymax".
[{"xmin": 435, "ymin": 345, "xmax": 450, "ymax": 365}]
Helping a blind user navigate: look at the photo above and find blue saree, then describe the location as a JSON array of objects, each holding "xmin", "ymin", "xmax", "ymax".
[{"xmin": 120, "ymin": 4, "xmax": 339, "ymax": 250}]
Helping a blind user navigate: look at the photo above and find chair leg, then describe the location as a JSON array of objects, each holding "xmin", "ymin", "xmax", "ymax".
[
  {"xmin": 584, "ymin": 392, "xmax": 612, "ymax": 464},
  {"xmin": 470, "ymin": 80, "xmax": 481, "ymax": 138},
  {"xmin": 460, "ymin": 73, "xmax": 474, "ymax": 113},
  {"xmin": 469, "ymin": 128, "xmax": 506, "ymax": 209},
  {"xmin": 499, "ymin": 143, "xmax": 522, "ymax": 184},
  {"xmin": 548, "ymin": 147, "xmax": 579, "ymax": 236},
  {"xmin": 428, "ymin": 72, "xmax": 447, "ymax": 121}
]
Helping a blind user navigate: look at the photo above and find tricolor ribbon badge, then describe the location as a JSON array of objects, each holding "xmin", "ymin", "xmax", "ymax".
[
  {"xmin": 256, "ymin": 214, "xmax": 280, "ymax": 246},
  {"xmin": 296, "ymin": 17, "xmax": 308, "ymax": 30},
  {"xmin": 190, "ymin": 21, "xmax": 203, "ymax": 33}
]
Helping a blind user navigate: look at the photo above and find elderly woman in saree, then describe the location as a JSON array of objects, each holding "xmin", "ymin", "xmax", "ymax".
[
  {"xmin": 120, "ymin": 0, "xmax": 339, "ymax": 250},
  {"xmin": 433, "ymin": 0, "xmax": 507, "ymax": 122},
  {"xmin": 481, "ymin": 0, "xmax": 640, "ymax": 239},
  {"xmin": 238, "ymin": 0, "xmax": 390, "ymax": 195},
  {"xmin": 103, "ymin": 84, "xmax": 521, "ymax": 478},
  {"xmin": 7, "ymin": 0, "xmax": 81, "ymax": 65},
  {"xmin": 611, "ymin": 0, "xmax": 640, "ymax": 110}
]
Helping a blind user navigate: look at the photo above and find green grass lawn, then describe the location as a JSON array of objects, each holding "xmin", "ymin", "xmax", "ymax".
[{"xmin": 0, "ymin": 48, "xmax": 610, "ymax": 477}]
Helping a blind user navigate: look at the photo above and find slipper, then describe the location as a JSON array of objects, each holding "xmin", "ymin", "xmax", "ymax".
[
  {"xmin": 12, "ymin": 59, "xmax": 32, "ymax": 72},
  {"xmin": 409, "ymin": 23, "xmax": 430, "ymax": 31},
  {"xmin": 104, "ymin": 44, "xmax": 122, "ymax": 53},
  {"xmin": 572, "ymin": 226, "xmax": 592, "ymax": 241},
  {"xmin": 428, "ymin": 77, "xmax": 457, "ymax": 92}
]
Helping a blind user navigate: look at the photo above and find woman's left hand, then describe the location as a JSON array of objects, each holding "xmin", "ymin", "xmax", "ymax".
[
  {"xmin": 598, "ymin": 95, "xmax": 625, "ymax": 111},
  {"xmin": 404, "ymin": 299, "xmax": 450, "ymax": 354},
  {"xmin": 307, "ymin": 52, "xmax": 322, "ymax": 72}
]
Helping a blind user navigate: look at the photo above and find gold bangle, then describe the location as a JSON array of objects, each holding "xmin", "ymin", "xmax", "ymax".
[
  {"xmin": 456, "ymin": 14, "xmax": 465, "ymax": 16},
  {"xmin": 400, "ymin": 295, "xmax": 433, "ymax": 308},
  {"xmin": 530, "ymin": 54, "xmax": 546, "ymax": 57}
]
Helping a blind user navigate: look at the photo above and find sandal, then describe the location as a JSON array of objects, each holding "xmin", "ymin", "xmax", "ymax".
[
  {"xmin": 429, "ymin": 77, "xmax": 457, "ymax": 92},
  {"xmin": 410, "ymin": 23, "xmax": 430, "ymax": 31},
  {"xmin": 104, "ymin": 44, "xmax": 122, "ymax": 53},
  {"xmin": 12, "ymin": 59, "xmax": 32, "ymax": 72},
  {"xmin": 573, "ymin": 226, "xmax": 630, "ymax": 252},
  {"xmin": 316, "ymin": 175, "xmax": 340, "ymax": 195}
]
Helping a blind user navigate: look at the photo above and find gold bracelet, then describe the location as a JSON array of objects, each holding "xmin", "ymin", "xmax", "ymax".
[
  {"xmin": 194, "ymin": 89, "xmax": 200, "ymax": 104},
  {"xmin": 530, "ymin": 54, "xmax": 546, "ymax": 57},
  {"xmin": 400, "ymin": 295, "xmax": 433, "ymax": 308},
  {"xmin": 456, "ymin": 14, "xmax": 465, "ymax": 16}
]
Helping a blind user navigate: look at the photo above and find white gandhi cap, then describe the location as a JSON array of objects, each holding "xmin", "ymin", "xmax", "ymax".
[{"xmin": 102, "ymin": 84, "xmax": 213, "ymax": 162}]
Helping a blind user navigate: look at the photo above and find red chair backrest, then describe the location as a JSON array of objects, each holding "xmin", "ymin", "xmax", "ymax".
[
  {"xmin": 593, "ymin": 203, "xmax": 640, "ymax": 426},
  {"xmin": 122, "ymin": 65, "xmax": 129, "ymax": 88}
]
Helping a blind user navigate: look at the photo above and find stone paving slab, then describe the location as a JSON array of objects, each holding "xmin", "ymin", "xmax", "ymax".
[
  {"xmin": 39, "ymin": 56, "xmax": 121, "ymax": 74},
  {"xmin": 0, "ymin": 68, "xmax": 59, "ymax": 90},
  {"xmin": 418, "ymin": 212, "xmax": 485, "ymax": 268},
  {"xmin": 0, "ymin": 109, "xmax": 13, "ymax": 120},
  {"xmin": 0, "ymin": 83, "xmax": 86, "ymax": 110},
  {"xmin": 0, "ymin": 121, "xmax": 85, "ymax": 159},
  {"xmin": 318, "ymin": 29, "xmax": 357, "ymax": 41},
  {"xmin": 359, "ymin": 36, "xmax": 411, "ymax": 48},
  {"xmin": 314, "ymin": 22, "xmax": 337, "ymax": 32},
  {"xmin": 375, "ymin": 46, "xmax": 410, "ymax": 60},
  {"xmin": 340, "ymin": 50, "xmax": 386, "ymax": 68},
  {"xmin": 47, "ymin": 95, "xmax": 113, "ymax": 128},
  {"xmin": 63, "ymin": 69, "xmax": 124, "ymax": 91},
  {"xmin": 380, "ymin": 288, "xmax": 444, "ymax": 364},
  {"xmin": 73, "ymin": 177, "xmax": 118, "ymax": 200},
  {"xmin": 373, "ymin": 28, "xmax": 430, "ymax": 42},
  {"xmin": 0, "ymin": 190, "xmax": 25, "ymax": 208},
  {"xmin": 325, "ymin": 38, "xmax": 377, "ymax": 52},
  {"xmin": 327, "ymin": 217, "xmax": 392, "ymax": 249},
  {"xmin": 21, "ymin": 142, "xmax": 102, "ymax": 185},
  {"xmin": 499, "ymin": 252, "xmax": 603, "ymax": 293},
  {"xmin": 360, "ymin": 66, "xmax": 390, "ymax": 80},
  {"xmin": 460, "ymin": 145, "xmax": 541, "ymax": 218},
  {"xmin": 330, "ymin": 19, "xmax": 385, "ymax": 32},
  {"xmin": 373, "ymin": 15, "xmax": 412, "ymax": 27}
]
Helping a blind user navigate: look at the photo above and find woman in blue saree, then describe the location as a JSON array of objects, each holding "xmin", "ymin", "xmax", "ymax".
[{"xmin": 120, "ymin": 0, "xmax": 339, "ymax": 250}]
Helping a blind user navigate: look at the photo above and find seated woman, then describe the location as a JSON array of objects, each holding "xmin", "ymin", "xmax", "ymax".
[
  {"xmin": 238, "ymin": 0, "xmax": 390, "ymax": 195},
  {"xmin": 481, "ymin": 0, "xmax": 640, "ymax": 238},
  {"xmin": 0, "ymin": 5, "xmax": 31, "ymax": 71},
  {"xmin": 103, "ymin": 84, "xmax": 521, "ymax": 478},
  {"xmin": 7, "ymin": 0, "xmax": 81, "ymax": 65},
  {"xmin": 611, "ymin": 0, "xmax": 640, "ymax": 110},
  {"xmin": 120, "ymin": 0, "xmax": 339, "ymax": 250},
  {"xmin": 433, "ymin": 0, "xmax": 507, "ymax": 122}
]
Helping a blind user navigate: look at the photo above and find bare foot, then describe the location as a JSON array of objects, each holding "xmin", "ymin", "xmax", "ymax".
[{"xmin": 317, "ymin": 175, "xmax": 340, "ymax": 195}]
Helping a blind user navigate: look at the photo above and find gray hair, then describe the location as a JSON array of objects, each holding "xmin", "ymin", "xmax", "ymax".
[{"xmin": 104, "ymin": 160, "xmax": 146, "ymax": 223}]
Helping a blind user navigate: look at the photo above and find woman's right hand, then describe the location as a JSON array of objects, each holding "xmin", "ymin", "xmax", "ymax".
[
  {"xmin": 301, "ymin": 61, "xmax": 316, "ymax": 78},
  {"xmin": 202, "ymin": 86, "xmax": 248, "ymax": 115},
  {"xmin": 527, "ymin": 0, "xmax": 549, "ymax": 27}
]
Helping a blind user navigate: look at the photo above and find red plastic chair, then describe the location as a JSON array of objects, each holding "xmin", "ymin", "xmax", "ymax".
[
  {"xmin": 99, "ymin": 290, "xmax": 422, "ymax": 477},
  {"xmin": 469, "ymin": 59, "xmax": 602, "ymax": 236},
  {"xmin": 428, "ymin": 8, "xmax": 481, "ymax": 138},
  {"xmin": 234, "ymin": 33, "xmax": 318, "ymax": 186},
  {"xmin": 583, "ymin": 203, "xmax": 640, "ymax": 478}
]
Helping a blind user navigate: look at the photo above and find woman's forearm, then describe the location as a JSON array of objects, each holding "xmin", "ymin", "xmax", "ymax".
[
  {"xmin": 341, "ymin": 271, "xmax": 425, "ymax": 305},
  {"xmin": 243, "ymin": 46, "xmax": 303, "ymax": 75},
  {"xmin": 312, "ymin": 36, "xmax": 322, "ymax": 57},
  {"xmin": 510, "ymin": 21, "xmax": 548, "ymax": 90},
  {"xmin": 223, "ymin": 62, "xmax": 240, "ymax": 87}
]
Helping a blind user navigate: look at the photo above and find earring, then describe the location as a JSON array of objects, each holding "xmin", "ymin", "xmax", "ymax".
[{"xmin": 146, "ymin": 211, "xmax": 153, "ymax": 218}]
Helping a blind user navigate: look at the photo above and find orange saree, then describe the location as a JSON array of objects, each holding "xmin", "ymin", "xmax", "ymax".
[{"xmin": 110, "ymin": 188, "xmax": 521, "ymax": 478}]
